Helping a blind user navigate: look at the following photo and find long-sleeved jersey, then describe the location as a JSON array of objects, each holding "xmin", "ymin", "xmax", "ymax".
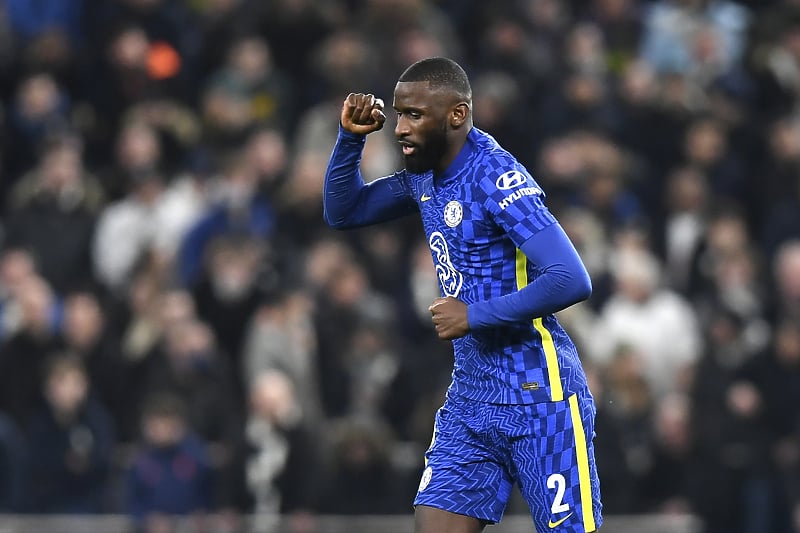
[{"xmin": 324, "ymin": 126, "xmax": 590, "ymax": 405}]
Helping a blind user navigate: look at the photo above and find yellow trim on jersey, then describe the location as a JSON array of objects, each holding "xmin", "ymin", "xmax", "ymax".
[
  {"xmin": 568, "ymin": 394, "xmax": 596, "ymax": 532},
  {"xmin": 515, "ymin": 249, "xmax": 564, "ymax": 402},
  {"xmin": 534, "ymin": 318, "xmax": 564, "ymax": 401}
]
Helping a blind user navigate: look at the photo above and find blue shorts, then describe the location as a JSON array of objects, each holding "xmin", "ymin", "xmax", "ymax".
[{"xmin": 414, "ymin": 388, "xmax": 602, "ymax": 532}]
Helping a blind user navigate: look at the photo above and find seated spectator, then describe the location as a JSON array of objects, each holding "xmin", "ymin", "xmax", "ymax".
[
  {"xmin": 316, "ymin": 415, "xmax": 410, "ymax": 516},
  {"xmin": 244, "ymin": 369, "xmax": 319, "ymax": 527},
  {"xmin": 689, "ymin": 306, "xmax": 773, "ymax": 532},
  {"xmin": 4, "ymin": 134, "xmax": 104, "ymax": 293},
  {"xmin": 139, "ymin": 317, "xmax": 244, "ymax": 510},
  {"xmin": 0, "ymin": 247, "xmax": 39, "ymax": 342},
  {"xmin": 732, "ymin": 317, "xmax": 800, "ymax": 533},
  {"xmin": 178, "ymin": 159, "xmax": 274, "ymax": 288},
  {"xmin": 638, "ymin": 393, "xmax": 693, "ymax": 514},
  {"xmin": 203, "ymin": 35, "xmax": 292, "ymax": 135},
  {"xmin": 59, "ymin": 289, "xmax": 125, "ymax": 422},
  {"xmin": 91, "ymin": 165, "xmax": 169, "ymax": 294},
  {"xmin": 583, "ymin": 361, "xmax": 636, "ymax": 515},
  {"xmin": 768, "ymin": 240, "xmax": 800, "ymax": 322},
  {"xmin": 189, "ymin": 236, "xmax": 271, "ymax": 377},
  {"xmin": 590, "ymin": 242, "xmax": 701, "ymax": 399},
  {"xmin": 24, "ymin": 356, "xmax": 115, "ymax": 513},
  {"xmin": 0, "ymin": 273, "xmax": 63, "ymax": 425},
  {"xmin": 242, "ymin": 289, "xmax": 323, "ymax": 425},
  {"xmin": 126, "ymin": 393, "xmax": 214, "ymax": 533},
  {"xmin": 4, "ymin": 72, "xmax": 72, "ymax": 181}
]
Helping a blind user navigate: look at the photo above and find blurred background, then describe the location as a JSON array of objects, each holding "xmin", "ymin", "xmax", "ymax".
[{"xmin": 0, "ymin": 0, "xmax": 797, "ymax": 532}]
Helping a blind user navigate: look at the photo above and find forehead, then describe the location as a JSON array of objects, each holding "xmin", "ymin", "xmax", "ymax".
[{"xmin": 393, "ymin": 81, "xmax": 451, "ymax": 109}]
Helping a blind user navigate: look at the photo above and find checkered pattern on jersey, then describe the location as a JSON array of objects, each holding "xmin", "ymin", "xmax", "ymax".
[
  {"xmin": 415, "ymin": 391, "xmax": 602, "ymax": 530},
  {"xmin": 475, "ymin": 156, "xmax": 556, "ymax": 247},
  {"xmin": 408, "ymin": 128, "xmax": 589, "ymax": 405}
]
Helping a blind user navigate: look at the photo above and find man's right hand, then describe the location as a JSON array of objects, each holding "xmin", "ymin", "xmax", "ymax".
[{"xmin": 340, "ymin": 93, "xmax": 386, "ymax": 135}]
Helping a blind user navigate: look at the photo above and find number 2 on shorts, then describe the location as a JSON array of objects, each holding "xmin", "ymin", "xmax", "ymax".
[{"xmin": 547, "ymin": 473, "xmax": 570, "ymax": 514}]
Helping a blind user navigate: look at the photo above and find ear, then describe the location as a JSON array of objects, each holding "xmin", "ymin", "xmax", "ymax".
[{"xmin": 450, "ymin": 102, "xmax": 469, "ymax": 128}]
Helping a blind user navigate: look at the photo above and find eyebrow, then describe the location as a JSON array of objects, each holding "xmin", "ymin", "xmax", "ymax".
[{"xmin": 392, "ymin": 103, "xmax": 428, "ymax": 112}]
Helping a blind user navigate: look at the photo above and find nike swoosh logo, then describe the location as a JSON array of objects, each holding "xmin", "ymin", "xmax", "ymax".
[
  {"xmin": 420, "ymin": 193, "xmax": 431, "ymax": 202},
  {"xmin": 548, "ymin": 512, "xmax": 573, "ymax": 528}
]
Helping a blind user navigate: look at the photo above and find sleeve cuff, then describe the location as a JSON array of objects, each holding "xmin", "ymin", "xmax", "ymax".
[{"xmin": 338, "ymin": 124, "xmax": 368, "ymax": 142}]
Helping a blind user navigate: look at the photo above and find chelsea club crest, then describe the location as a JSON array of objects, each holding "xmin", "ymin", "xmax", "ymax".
[{"xmin": 444, "ymin": 200, "xmax": 463, "ymax": 227}]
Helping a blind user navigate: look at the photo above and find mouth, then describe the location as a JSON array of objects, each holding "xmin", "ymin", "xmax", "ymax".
[{"xmin": 398, "ymin": 140, "xmax": 417, "ymax": 156}]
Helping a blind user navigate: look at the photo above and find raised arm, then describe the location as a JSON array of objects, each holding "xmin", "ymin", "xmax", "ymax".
[{"xmin": 323, "ymin": 93, "xmax": 418, "ymax": 229}]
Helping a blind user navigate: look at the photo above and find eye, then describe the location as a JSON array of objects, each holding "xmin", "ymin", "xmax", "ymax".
[{"xmin": 396, "ymin": 110, "xmax": 422, "ymax": 120}]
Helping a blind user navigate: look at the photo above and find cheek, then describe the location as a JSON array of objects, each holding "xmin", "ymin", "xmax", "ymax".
[{"xmin": 417, "ymin": 119, "xmax": 447, "ymax": 144}]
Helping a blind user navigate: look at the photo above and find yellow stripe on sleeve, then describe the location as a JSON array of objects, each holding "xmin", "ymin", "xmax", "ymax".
[{"xmin": 515, "ymin": 249, "xmax": 564, "ymax": 402}]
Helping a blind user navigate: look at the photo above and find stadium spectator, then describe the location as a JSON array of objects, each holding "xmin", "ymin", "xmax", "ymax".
[
  {"xmin": 768, "ymin": 239, "xmax": 800, "ymax": 322},
  {"xmin": 177, "ymin": 158, "xmax": 274, "ymax": 288},
  {"xmin": 316, "ymin": 415, "xmax": 409, "ymax": 516},
  {"xmin": 92, "ymin": 165, "xmax": 171, "ymax": 293},
  {"xmin": 188, "ymin": 236, "xmax": 270, "ymax": 376},
  {"xmin": 200, "ymin": 37, "xmax": 286, "ymax": 156},
  {"xmin": 4, "ymin": 72, "xmax": 73, "ymax": 183},
  {"xmin": 590, "ymin": 242, "xmax": 702, "ymax": 398},
  {"xmin": 59, "ymin": 290, "xmax": 125, "ymax": 423},
  {"xmin": 638, "ymin": 393, "xmax": 694, "ymax": 513},
  {"xmin": 126, "ymin": 392, "xmax": 214, "ymax": 533},
  {"xmin": 241, "ymin": 289, "xmax": 323, "ymax": 425},
  {"xmin": 4, "ymin": 134, "xmax": 103, "ymax": 293},
  {"xmin": 138, "ymin": 317, "xmax": 243, "ymax": 506},
  {"xmin": 729, "ymin": 317, "xmax": 800, "ymax": 533},
  {"xmin": 0, "ymin": 274, "xmax": 63, "ymax": 425},
  {"xmin": 244, "ymin": 369, "xmax": 319, "ymax": 523},
  {"xmin": 25, "ymin": 356, "xmax": 115, "ymax": 513},
  {"xmin": 112, "ymin": 280, "xmax": 191, "ymax": 442},
  {"xmin": 689, "ymin": 305, "xmax": 771, "ymax": 532},
  {"xmin": 660, "ymin": 165, "xmax": 710, "ymax": 293}
]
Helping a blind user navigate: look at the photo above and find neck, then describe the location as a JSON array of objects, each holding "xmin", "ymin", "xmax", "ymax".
[{"xmin": 435, "ymin": 127, "xmax": 471, "ymax": 176}]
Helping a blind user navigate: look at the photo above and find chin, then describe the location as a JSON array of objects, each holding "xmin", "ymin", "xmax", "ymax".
[{"xmin": 403, "ymin": 155, "xmax": 430, "ymax": 174}]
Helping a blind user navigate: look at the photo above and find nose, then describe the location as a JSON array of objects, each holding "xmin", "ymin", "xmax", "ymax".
[{"xmin": 395, "ymin": 114, "xmax": 409, "ymax": 138}]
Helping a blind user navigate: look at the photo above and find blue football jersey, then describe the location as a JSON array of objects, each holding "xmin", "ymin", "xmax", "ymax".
[{"xmin": 400, "ymin": 128, "xmax": 588, "ymax": 405}]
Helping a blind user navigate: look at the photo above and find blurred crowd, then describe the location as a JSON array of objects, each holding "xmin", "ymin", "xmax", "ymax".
[{"xmin": 0, "ymin": 0, "xmax": 799, "ymax": 532}]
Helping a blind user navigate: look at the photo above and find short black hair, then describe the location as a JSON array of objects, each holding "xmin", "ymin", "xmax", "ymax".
[{"xmin": 398, "ymin": 57, "xmax": 472, "ymax": 101}]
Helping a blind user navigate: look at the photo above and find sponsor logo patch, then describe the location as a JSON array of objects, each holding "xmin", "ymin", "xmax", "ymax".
[
  {"xmin": 429, "ymin": 231, "xmax": 463, "ymax": 297},
  {"xmin": 498, "ymin": 187, "xmax": 542, "ymax": 210},
  {"xmin": 496, "ymin": 170, "xmax": 528, "ymax": 190}
]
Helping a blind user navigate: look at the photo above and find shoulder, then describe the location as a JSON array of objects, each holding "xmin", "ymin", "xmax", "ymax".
[
  {"xmin": 469, "ymin": 129, "xmax": 545, "ymax": 202},
  {"xmin": 471, "ymin": 129, "xmax": 537, "ymax": 183},
  {"xmin": 392, "ymin": 168, "xmax": 424, "ymax": 197}
]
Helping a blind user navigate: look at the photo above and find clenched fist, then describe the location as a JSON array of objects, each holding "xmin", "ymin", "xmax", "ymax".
[
  {"xmin": 429, "ymin": 297, "xmax": 470, "ymax": 340},
  {"xmin": 340, "ymin": 93, "xmax": 386, "ymax": 135}
]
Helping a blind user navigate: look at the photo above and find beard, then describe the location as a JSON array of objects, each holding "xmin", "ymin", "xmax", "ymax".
[{"xmin": 403, "ymin": 122, "xmax": 448, "ymax": 174}]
